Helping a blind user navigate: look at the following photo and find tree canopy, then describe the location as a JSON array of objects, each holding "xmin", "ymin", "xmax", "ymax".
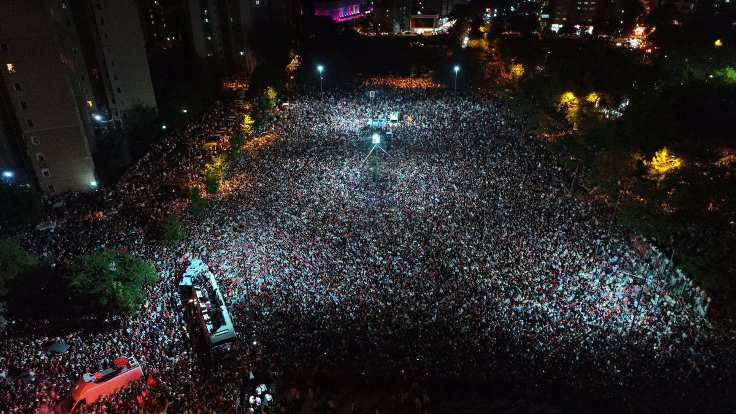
[
  {"xmin": 66, "ymin": 251, "xmax": 157, "ymax": 316},
  {"xmin": 160, "ymin": 214, "xmax": 184, "ymax": 246},
  {"xmin": 0, "ymin": 182, "xmax": 43, "ymax": 230},
  {"xmin": 0, "ymin": 239, "xmax": 38, "ymax": 297}
]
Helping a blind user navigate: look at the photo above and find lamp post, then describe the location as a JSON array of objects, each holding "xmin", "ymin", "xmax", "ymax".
[
  {"xmin": 453, "ymin": 65, "xmax": 460, "ymax": 92},
  {"xmin": 317, "ymin": 64, "xmax": 324, "ymax": 95},
  {"xmin": 371, "ymin": 133, "xmax": 381, "ymax": 181}
]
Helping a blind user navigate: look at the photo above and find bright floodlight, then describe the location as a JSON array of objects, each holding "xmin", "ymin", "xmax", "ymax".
[
  {"xmin": 93, "ymin": 114, "xmax": 104, "ymax": 122},
  {"xmin": 90, "ymin": 180, "xmax": 98, "ymax": 187},
  {"xmin": 161, "ymin": 124, "xmax": 168, "ymax": 130},
  {"xmin": 2, "ymin": 171, "xmax": 13, "ymax": 178},
  {"xmin": 372, "ymin": 133, "xmax": 381, "ymax": 144},
  {"xmin": 454, "ymin": 65, "xmax": 460, "ymax": 73},
  {"xmin": 317, "ymin": 64, "xmax": 324, "ymax": 73},
  {"xmin": 182, "ymin": 108, "xmax": 188, "ymax": 114}
]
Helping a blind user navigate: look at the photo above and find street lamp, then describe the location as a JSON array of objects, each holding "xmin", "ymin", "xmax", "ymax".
[
  {"xmin": 453, "ymin": 65, "xmax": 460, "ymax": 92},
  {"xmin": 317, "ymin": 64, "xmax": 324, "ymax": 95},
  {"xmin": 2, "ymin": 170, "xmax": 14, "ymax": 180},
  {"xmin": 372, "ymin": 133, "xmax": 381, "ymax": 145}
]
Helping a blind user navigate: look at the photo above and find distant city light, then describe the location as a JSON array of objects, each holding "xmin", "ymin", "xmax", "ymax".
[
  {"xmin": 714, "ymin": 39, "xmax": 723, "ymax": 47},
  {"xmin": 182, "ymin": 108, "xmax": 188, "ymax": 114},
  {"xmin": 161, "ymin": 124, "xmax": 168, "ymax": 130},
  {"xmin": 2, "ymin": 171, "xmax": 14, "ymax": 178},
  {"xmin": 372, "ymin": 133, "xmax": 381, "ymax": 144},
  {"xmin": 240, "ymin": 50, "xmax": 245, "ymax": 56}
]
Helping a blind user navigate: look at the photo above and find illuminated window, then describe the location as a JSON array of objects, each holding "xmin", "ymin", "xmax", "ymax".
[{"xmin": 6, "ymin": 63, "xmax": 15, "ymax": 73}]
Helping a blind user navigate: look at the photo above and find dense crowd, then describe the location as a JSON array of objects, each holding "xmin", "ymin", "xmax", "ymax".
[
  {"xmin": 363, "ymin": 77, "xmax": 442, "ymax": 90},
  {"xmin": 0, "ymin": 88, "xmax": 732, "ymax": 413}
]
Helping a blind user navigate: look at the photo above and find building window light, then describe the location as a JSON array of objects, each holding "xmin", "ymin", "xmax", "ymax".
[{"xmin": 6, "ymin": 63, "xmax": 15, "ymax": 74}]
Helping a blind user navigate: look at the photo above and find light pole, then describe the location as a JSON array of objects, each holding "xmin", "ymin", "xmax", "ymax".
[
  {"xmin": 317, "ymin": 64, "xmax": 324, "ymax": 95},
  {"xmin": 371, "ymin": 133, "xmax": 381, "ymax": 181},
  {"xmin": 453, "ymin": 65, "xmax": 460, "ymax": 92}
]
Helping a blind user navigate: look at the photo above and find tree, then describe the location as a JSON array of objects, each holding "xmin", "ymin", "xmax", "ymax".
[
  {"xmin": 0, "ymin": 182, "xmax": 43, "ymax": 230},
  {"xmin": 190, "ymin": 186, "xmax": 208, "ymax": 217},
  {"xmin": 203, "ymin": 155, "xmax": 229, "ymax": 195},
  {"xmin": 229, "ymin": 129, "xmax": 246, "ymax": 162},
  {"xmin": 66, "ymin": 251, "xmax": 157, "ymax": 316},
  {"xmin": 204, "ymin": 172, "xmax": 220, "ymax": 194},
  {"xmin": 259, "ymin": 87, "xmax": 278, "ymax": 112},
  {"xmin": 241, "ymin": 114, "xmax": 255, "ymax": 136},
  {"xmin": 160, "ymin": 214, "xmax": 184, "ymax": 246},
  {"xmin": 0, "ymin": 239, "xmax": 38, "ymax": 297}
]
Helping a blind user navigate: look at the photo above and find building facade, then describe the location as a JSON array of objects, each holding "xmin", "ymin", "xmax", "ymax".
[
  {"xmin": 0, "ymin": 0, "xmax": 158, "ymax": 194},
  {"xmin": 0, "ymin": 0, "xmax": 98, "ymax": 194},
  {"xmin": 84, "ymin": 0, "xmax": 158, "ymax": 119},
  {"xmin": 188, "ymin": 0, "xmax": 228, "ymax": 59}
]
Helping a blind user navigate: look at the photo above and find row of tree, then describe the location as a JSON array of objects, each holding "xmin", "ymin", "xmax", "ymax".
[
  {"xmin": 469, "ymin": 19, "xmax": 736, "ymax": 320},
  {"xmin": 158, "ymin": 85, "xmax": 279, "ymax": 248}
]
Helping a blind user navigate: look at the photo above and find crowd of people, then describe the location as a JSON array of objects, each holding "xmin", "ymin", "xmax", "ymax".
[
  {"xmin": 363, "ymin": 77, "xmax": 442, "ymax": 90},
  {"xmin": 0, "ymin": 87, "xmax": 733, "ymax": 413}
]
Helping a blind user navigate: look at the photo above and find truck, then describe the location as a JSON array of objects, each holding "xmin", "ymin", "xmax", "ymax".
[{"xmin": 56, "ymin": 357, "xmax": 143, "ymax": 413}]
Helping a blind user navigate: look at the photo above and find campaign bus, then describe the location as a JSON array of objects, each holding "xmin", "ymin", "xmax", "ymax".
[{"xmin": 179, "ymin": 258, "xmax": 236, "ymax": 348}]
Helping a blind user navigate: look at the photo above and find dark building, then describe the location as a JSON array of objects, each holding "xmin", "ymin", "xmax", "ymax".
[
  {"xmin": 137, "ymin": 0, "xmax": 188, "ymax": 50},
  {"xmin": 82, "ymin": 0, "xmax": 158, "ymax": 119},
  {"xmin": 0, "ymin": 0, "xmax": 98, "ymax": 194},
  {"xmin": 0, "ymin": 0, "xmax": 156, "ymax": 194},
  {"xmin": 187, "ymin": 0, "xmax": 300, "ymax": 68},
  {"xmin": 187, "ymin": 0, "xmax": 228, "ymax": 59}
]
